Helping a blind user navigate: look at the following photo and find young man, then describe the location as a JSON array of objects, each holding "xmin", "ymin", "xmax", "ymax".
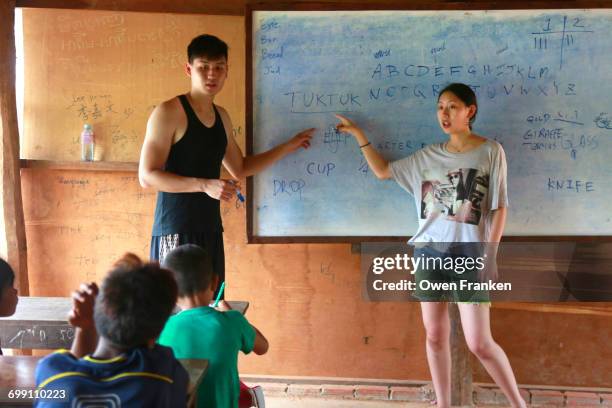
[
  {"xmin": 158, "ymin": 244, "xmax": 268, "ymax": 408},
  {"xmin": 35, "ymin": 254, "xmax": 188, "ymax": 407},
  {"xmin": 139, "ymin": 34, "xmax": 315, "ymax": 294}
]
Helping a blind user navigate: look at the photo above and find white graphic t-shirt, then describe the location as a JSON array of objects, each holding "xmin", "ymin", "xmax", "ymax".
[{"xmin": 390, "ymin": 139, "xmax": 508, "ymax": 243}]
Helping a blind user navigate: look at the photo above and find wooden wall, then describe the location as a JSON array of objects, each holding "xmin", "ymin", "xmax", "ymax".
[{"xmin": 18, "ymin": 7, "xmax": 612, "ymax": 387}]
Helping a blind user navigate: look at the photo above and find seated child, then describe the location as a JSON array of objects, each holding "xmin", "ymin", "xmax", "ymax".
[
  {"xmin": 35, "ymin": 253, "xmax": 188, "ymax": 407},
  {"xmin": 0, "ymin": 258, "xmax": 19, "ymax": 354},
  {"xmin": 158, "ymin": 244, "xmax": 269, "ymax": 408}
]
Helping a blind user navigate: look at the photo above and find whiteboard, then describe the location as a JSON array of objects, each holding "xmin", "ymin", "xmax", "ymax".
[{"xmin": 250, "ymin": 9, "xmax": 612, "ymax": 239}]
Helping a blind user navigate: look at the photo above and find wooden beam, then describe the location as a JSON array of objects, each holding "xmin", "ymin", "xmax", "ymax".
[
  {"xmin": 20, "ymin": 159, "xmax": 138, "ymax": 172},
  {"xmin": 449, "ymin": 304, "xmax": 472, "ymax": 407},
  {"xmin": 0, "ymin": 0, "xmax": 29, "ymax": 295},
  {"xmin": 15, "ymin": 0, "xmax": 247, "ymax": 15},
  {"xmin": 16, "ymin": 0, "xmax": 612, "ymax": 17}
]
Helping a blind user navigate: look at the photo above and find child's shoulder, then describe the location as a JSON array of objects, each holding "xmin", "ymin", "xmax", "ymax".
[
  {"xmin": 35, "ymin": 350, "xmax": 79, "ymax": 384},
  {"xmin": 38, "ymin": 349, "xmax": 77, "ymax": 367}
]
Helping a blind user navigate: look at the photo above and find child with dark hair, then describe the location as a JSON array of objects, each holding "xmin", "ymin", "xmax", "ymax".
[
  {"xmin": 34, "ymin": 254, "xmax": 188, "ymax": 407},
  {"xmin": 0, "ymin": 258, "xmax": 19, "ymax": 354},
  {"xmin": 158, "ymin": 244, "xmax": 268, "ymax": 408}
]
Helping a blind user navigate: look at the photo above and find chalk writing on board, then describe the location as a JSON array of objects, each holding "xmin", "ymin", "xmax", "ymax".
[
  {"xmin": 367, "ymin": 81, "xmax": 578, "ymax": 104},
  {"xmin": 75, "ymin": 255, "xmax": 99, "ymax": 267},
  {"xmin": 358, "ymin": 158, "xmax": 369, "ymax": 176},
  {"xmin": 531, "ymin": 15, "xmax": 594, "ymax": 69},
  {"xmin": 374, "ymin": 49, "xmax": 391, "ymax": 59},
  {"xmin": 9, "ymin": 328, "xmax": 46, "ymax": 346},
  {"xmin": 527, "ymin": 111, "xmax": 587, "ymax": 127},
  {"xmin": 273, "ymin": 179, "xmax": 306, "ymax": 199},
  {"xmin": 59, "ymin": 328, "xmax": 75, "ymax": 342},
  {"xmin": 285, "ymin": 91, "xmax": 362, "ymax": 114},
  {"xmin": 376, "ymin": 139, "xmax": 426, "ymax": 153},
  {"xmin": 547, "ymin": 178, "xmax": 595, "ymax": 193},
  {"xmin": 110, "ymin": 125, "xmax": 138, "ymax": 145},
  {"xmin": 594, "ymin": 113, "xmax": 612, "ymax": 130},
  {"xmin": 60, "ymin": 23, "xmax": 181, "ymax": 52},
  {"xmin": 306, "ymin": 162, "xmax": 336, "ymax": 177},
  {"xmin": 57, "ymin": 225, "xmax": 83, "ymax": 235},
  {"xmin": 260, "ymin": 19, "xmax": 280, "ymax": 32},
  {"xmin": 323, "ymin": 127, "xmax": 351, "ymax": 153},
  {"xmin": 66, "ymin": 94, "xmax": 133, "ymax": 122},
  {"xmin": 57, "ymin": 176, "xmax": 89, "ymax": 186},
  {"xmin": 371, "ymin": 63, "xmax": 551, "ymax": 80},
  {"xmin": 522, "ymin": 130, "xmax": 598, "ymax": 160},
  {"xmin": 320, "ymin": 262, "xmax": 335, "ymax": 282},
  {"xmin": 58, "ymin": 14, "xmax": 125, "ymax": 33}
]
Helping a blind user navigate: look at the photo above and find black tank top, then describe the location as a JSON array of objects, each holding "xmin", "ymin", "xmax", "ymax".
[{"xmin": 151, "ymin": 95, "xmax": 228, "ymax": 235}]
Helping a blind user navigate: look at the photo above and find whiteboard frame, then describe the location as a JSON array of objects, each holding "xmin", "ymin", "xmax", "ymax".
[{"xmin": 246, "ymin": 1, "xmax": 612, "ymax": 243}]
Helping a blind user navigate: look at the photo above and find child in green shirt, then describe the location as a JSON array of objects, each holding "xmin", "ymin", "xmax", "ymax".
[{"xmin": 158, "ymin": 244, "xmax": 268, "ymax": 408}]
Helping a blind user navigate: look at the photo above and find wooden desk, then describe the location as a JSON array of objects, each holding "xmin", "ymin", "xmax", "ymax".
[
  {"xmin": 0, "ymin": 356, "xmax": 39, "ymax": 406},
  {"xmin": 179, "ymin": 359, "xmax": 209, "ymax": 408},
  {"xmin": 0, "ymin": 297, "xmax": 249, "ymax": 350}
]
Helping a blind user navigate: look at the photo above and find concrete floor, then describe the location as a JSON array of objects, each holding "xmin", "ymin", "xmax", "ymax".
[
  {"xmin": 266, "ymin": 396, "xmax": 433, "ymax": 407},
  {"xmin": 266, "ymin": 396, "xmax": 503, "ymax": 407}
]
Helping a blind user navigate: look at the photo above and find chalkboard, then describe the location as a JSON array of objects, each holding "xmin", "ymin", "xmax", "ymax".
[{"xmin": 248, "ymin": 7, "xmax": 612, "ymax": 241}]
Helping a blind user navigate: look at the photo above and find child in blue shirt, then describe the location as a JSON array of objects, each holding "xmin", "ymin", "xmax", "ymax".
[{"xmin": 35, "ymin": 253, "xmax": 188, "ymax": 407}]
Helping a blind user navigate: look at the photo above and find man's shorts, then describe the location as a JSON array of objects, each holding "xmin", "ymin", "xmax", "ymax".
[{"xmin": 150, "ymin": 230, "xmax": 225, "ymax": 299}]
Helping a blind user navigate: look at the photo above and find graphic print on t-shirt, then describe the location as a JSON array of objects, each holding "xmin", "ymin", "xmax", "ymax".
[{"xmin": 420, "ymin": 168, "xmax": 489, "ymax": 225}]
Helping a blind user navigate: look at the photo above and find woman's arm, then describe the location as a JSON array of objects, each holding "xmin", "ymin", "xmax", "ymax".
[
  {"xmin": 335, "ymin": 114, "xmax": 391, "ymax": 179},
  {"xmin": 488, "ymin": 207, "xmax": 507, "ymax": 243}
]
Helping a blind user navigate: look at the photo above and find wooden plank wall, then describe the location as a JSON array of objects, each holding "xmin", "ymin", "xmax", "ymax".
[{"xmin": 14, "ymin": 6, "xmax": 612, "ymax": 387}]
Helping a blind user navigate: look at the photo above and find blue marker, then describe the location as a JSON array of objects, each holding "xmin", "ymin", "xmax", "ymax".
[
  {"xmin": 236, "ymin": 187, "xmax": 245, "ymax": 202},
  {"xmin": 231, "ymin": 180, "xmax": 245, "ymax": 202}
]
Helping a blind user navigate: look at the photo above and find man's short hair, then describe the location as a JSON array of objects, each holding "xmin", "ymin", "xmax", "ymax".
[
  {"xmin": 94, "ymin": 253, "xmax": 177, "ymax": 349},
  {"xmin": 187, "ymin": 34, "xmax": 228, "ymax": 63},
  {"xmin": 162, "ymin": 244, "xmax": 214, "ymax": 298}
]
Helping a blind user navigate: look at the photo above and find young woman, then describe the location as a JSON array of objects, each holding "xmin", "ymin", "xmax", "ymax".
[{"xmin": 336, "ymin": 83, "xmax": 526, "ymax": 408}]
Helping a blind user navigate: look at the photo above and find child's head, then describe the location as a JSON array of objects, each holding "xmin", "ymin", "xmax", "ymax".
[
  {"xmin": 162, "ymin": 244, "xmax": 217, "ymax": 298},
  {"xmin": 0, "ymin": 258, "xmax": 18, "ymax": 317},
  {"xmin": 187, "ymin": 34, "xmax": 228, "ymax": 64},
  {"xmin": 94, "ymin": 253, "xmax": 177, "ymax": 349},
  {"xmin": 437, "ymin": 83, "xmax": 478, "ymax": 132}
]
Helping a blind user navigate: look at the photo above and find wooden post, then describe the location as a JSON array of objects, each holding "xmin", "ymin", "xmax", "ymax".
[
  {"xmin": 450, "ymin": 303, "xmax": 472, "ymax": 407},
  {"xmin": 0, "ymin": 0, "xmax": 29, "ymax": 296}
]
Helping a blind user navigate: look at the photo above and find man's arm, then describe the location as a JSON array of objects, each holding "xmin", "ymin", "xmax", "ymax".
[
  {"xmin": 217, "ymin": 106, "xmax": 314, "ymax": 179},
  {"xmin": 138, "ymin": 100, "xmax": 236, "ymax": 201}
]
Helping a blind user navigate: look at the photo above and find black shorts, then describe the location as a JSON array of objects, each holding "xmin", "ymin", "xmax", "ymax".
[
  {"xmin": 150, "ymin": 230, "xmax": 225, "ymax": 299},
  {"xmin": 413, "ymin": 244, "xmax": 490, "ymax": 303}
]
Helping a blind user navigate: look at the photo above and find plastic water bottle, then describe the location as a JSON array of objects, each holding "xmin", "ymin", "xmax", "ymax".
[{"xmin": 81, "ymin": 124, "xmax": 94, "ymax": 161}]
